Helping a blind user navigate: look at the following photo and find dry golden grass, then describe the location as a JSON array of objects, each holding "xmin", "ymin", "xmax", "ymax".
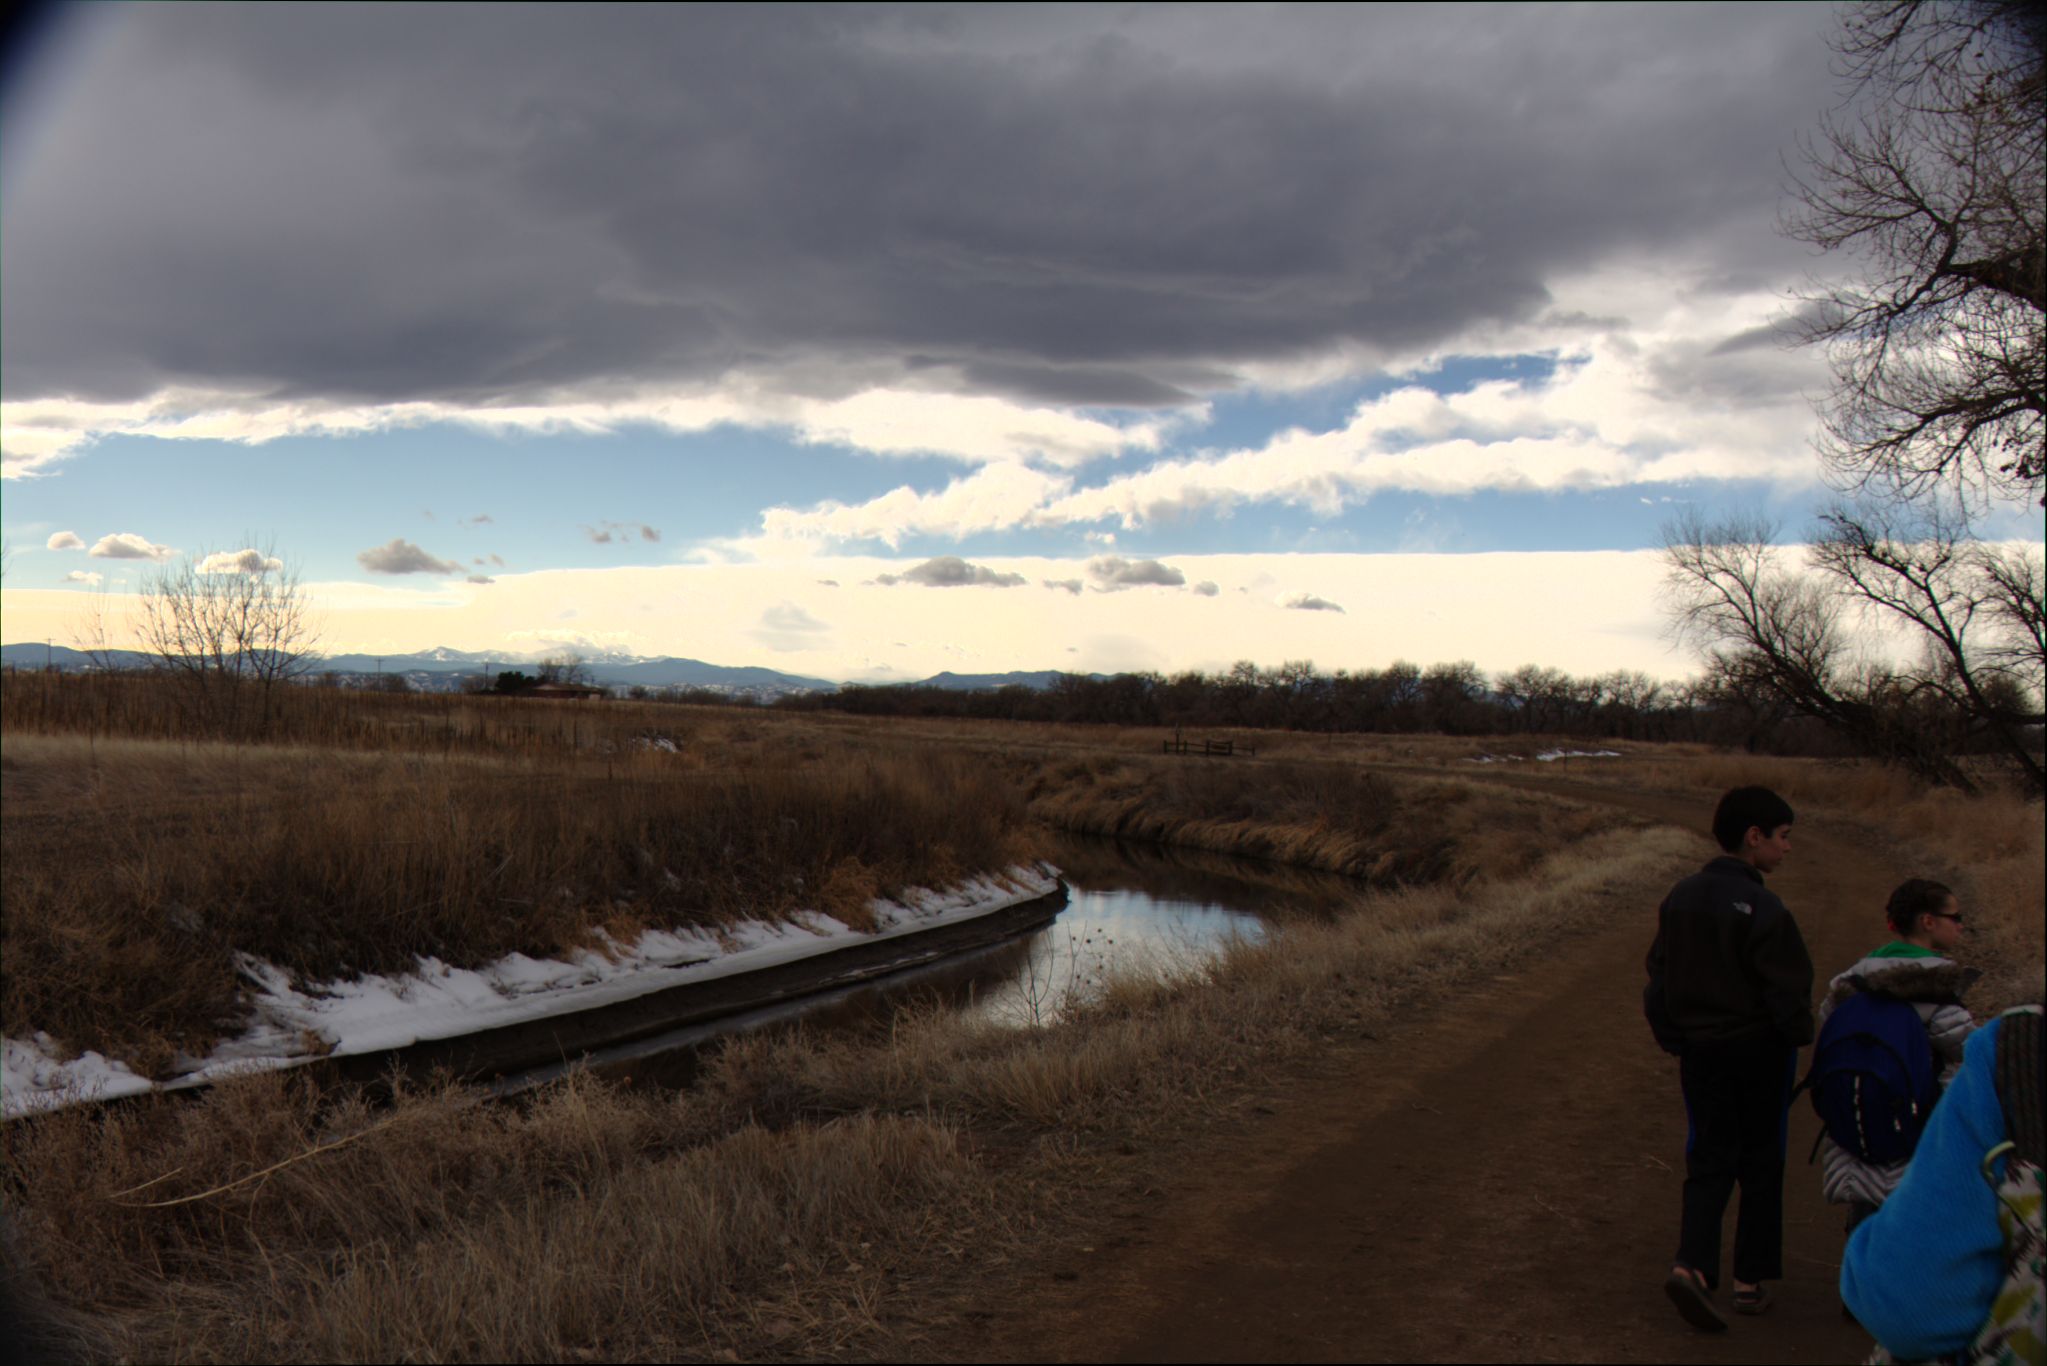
[
  {"xmin": 1, "ymin": 731, "xmax": 1028, "ymax": 1070},
  {"xmin": 3, "ymin": 1066, "xmax": 1005, "ymax": 1363},
  {"xmin": 1020, "ymin": 750, "xmax": 1618, "ymax": 887},
  {"xmin": 1549, "ymin": 749, "xmax": 2044, "ymax": 1014},
  {"xmin": 3, "ymin": 689, "xmax": 1621, "ymax": 1071},
  {"xmin": 2, "ymin": 824, "xmax": 1697, "ymax": 1363},
  {"xmin": 701, "ymin": 823, "xmax": 1697, "ymax": 1133},
  {"xmin": 6, "ymin": 683, "xmax": 2037, "ymax": 1361}
]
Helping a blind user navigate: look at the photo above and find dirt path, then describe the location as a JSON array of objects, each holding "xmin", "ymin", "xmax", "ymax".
[{"xmin": 980, "ymin": 778, "xmax": 1894, "ymax": 1363}]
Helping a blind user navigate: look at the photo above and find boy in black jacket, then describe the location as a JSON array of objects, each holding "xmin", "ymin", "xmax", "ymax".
[{"xmin": 1644, "ymin": 785, "xmax": 1815, "ymax": 1332}]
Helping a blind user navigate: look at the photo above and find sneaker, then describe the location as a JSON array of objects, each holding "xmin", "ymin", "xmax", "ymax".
[{"xmin": 1664, "ymin": 1268, "xmax": 1729, "ymax": 1333}]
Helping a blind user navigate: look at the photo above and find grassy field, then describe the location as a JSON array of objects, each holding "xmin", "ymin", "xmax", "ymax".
[
  {"xmin": 2, "ymin": 679, "xmax": 1614, "ymax": 1071},
  {"xmin": 1, "ymin": 730, "xmax": 1028, "ymax": 1070},
  {"xmin": 4, "ymin": 821, "xmax": 1695, "ymax": 1363},
  {"xmin": 3, "ymin": 679, "xmax": 2039, "ymax": 1361}
]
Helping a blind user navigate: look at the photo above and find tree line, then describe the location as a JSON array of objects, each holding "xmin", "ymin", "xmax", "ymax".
[{"xmin": 767, "ymin": 658, "xmax": 1942, "ymax": 758}]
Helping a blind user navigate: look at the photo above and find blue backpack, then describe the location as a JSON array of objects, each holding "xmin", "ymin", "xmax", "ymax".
[{"xmin": 1797, "ymin": 985, "xmax": 1939, "ymax": 1164}]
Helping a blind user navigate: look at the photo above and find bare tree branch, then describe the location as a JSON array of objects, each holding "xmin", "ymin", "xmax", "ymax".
[{"xmin": 1786, "ymin": 0, "xmax": 2045, "ymax": 509}]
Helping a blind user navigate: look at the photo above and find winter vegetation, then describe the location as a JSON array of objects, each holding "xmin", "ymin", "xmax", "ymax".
[{"xmin": 3, "ymin": 716, "xmax": 2038, "ymax": 1361}]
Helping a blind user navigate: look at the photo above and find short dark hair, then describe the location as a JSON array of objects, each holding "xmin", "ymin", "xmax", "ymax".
[
  {"xmin": 1885, "ymin": 878, "xmax": 1954, "ymax": 932},
  {"xmin": 1711, "ymin": 786, "xmax": 1795, "ymax": 853}
]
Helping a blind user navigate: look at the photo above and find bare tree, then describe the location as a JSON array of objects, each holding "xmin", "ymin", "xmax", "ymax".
[
  {"xmin": 70, "ymin": 581, "xmax": 123, "ymax": 672},
  {"xmin": 135, "ymin": 542, "xmax": 321, "ymax": 735},
  {"xmin": 1786, "ymin": 1, "xmax": 2044, "ymax": 508},
  {"xmin": 535, "ymin": 651, "xmax": 591, "ymax": 686},
  {"xmin": 1661, "ymin": 510, "xmax": 1985, "ymax": 789},
  {"xmin": 1812, "ymin": 504, "xmax": 2045, "ymax": 790}
]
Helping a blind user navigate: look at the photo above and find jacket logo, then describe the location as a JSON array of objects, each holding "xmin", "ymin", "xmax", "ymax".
[{"xmin": 1732, "ymin": 901, "xmax": 1753, "ymax": 915}]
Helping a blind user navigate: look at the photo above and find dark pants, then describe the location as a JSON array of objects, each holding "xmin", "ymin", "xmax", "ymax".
[{"xmin": 1675, "ymin": 1041, "xmax": 1796, "ymax": 1289}]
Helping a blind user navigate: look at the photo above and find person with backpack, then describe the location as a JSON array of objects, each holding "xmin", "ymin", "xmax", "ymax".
[
  {"xmin": 1809, "ymin": 879, "xmax": 1977, "ymax": 1238},
  {"xmin": 1644, "ymin": 785, "xmax": 1815, "ymax": 1332},
  {"xmin": 1840, "ymin": 1003, "xmax": 2043, "ymax": 1365}
]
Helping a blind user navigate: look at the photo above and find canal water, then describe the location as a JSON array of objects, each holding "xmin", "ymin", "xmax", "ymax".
[{"xmin": 502, "ymin": 833, "xmax": 1360, "ymax": 1095}]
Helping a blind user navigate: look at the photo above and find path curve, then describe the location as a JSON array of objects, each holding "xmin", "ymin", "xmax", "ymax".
[{"xmin": 986, "ymin": 775, "xmax": 1896, "ymax": 1363}]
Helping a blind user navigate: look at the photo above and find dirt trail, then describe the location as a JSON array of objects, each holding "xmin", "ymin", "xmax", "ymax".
[{"xmin": 985, "ymin": 777, "xmax": 1896, "ymax": 1363}]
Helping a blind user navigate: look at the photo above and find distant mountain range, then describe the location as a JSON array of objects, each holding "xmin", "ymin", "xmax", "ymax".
[
  {"xmin": 906, "ymin": 670, "xmax": 1097, "ymax": 691},
  {"xmin": 1, "ymin": 645, "xmax": 1097, "ymax": 697}
]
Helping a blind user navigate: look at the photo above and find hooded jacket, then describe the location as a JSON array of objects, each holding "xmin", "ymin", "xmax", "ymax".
[
  {"xmin": 1644, "ymin": 855, "xmax": 1815, "ymax": 1052},
  {"xmin": 1814, "ymin": 950, "xmax": 1977, "ymax": 1207}
]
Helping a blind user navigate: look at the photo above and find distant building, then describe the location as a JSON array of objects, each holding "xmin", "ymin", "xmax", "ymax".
[{"xmin": 523, "ymin": 682, "xmax": 609, "ymax": 701}]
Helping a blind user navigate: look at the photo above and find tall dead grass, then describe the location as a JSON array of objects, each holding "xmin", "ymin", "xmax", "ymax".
[
  {"xmin": 1565, "ymin": 750, "xmax": 2044, "ymax": 1013},
  {"xmin": 1, "ymin": 824, "xmax": 1698, "ymax": 1362},
  {"xmin": 1022, "ymin": 751, "xmax": 1616, "ymax": 887},
  {"xmin": 2, "ymin": 734, "xmax": 1028, "ymax": 1070},
  {"xmin": 3, "ymin": 1068, "xmax": 1001, "ymax": 1363}
]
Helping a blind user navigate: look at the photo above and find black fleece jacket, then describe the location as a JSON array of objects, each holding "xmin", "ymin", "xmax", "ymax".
[{"xmin": 1643, "ymin": 855, "xmax": 1815, "ymax": 1053}]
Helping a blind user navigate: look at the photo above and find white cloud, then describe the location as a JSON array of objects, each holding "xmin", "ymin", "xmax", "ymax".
[
  {"xmin": 1284, "ymin": 593, "xmax": 1345, "ymax": 613},
  {"xmin": 748, "ymin": 462, "xmax": 1070, "ymax": 553},
  {"xmin": 18, "ymin": 547, "xmax": 1965, "ymax": 685},
  {"xmin": 755, "ymin": 600, "xmax": 832, "ymax": 652},
  {"xmin": 197, "ymin": 548, "xmax": 283, "ymax": 577},
  {"xmin": 88, "ymin": 532, "xmax": 172, "ymax": 561},
  {"xmin": 0, "ymin": 379, "xmax": 1170, "ymax": 481},
  {"xmin": 787, "ymin": 389, "xmax": 1162, "ymax": 469},
  {"xmin": 62, "ymin": 570, "xmax": 102, "ymax": 585},
  {"xmin": 46, "ymin": 531, "xmax": 83, "ymax": 551},
  {"xmin": 711, "ymin": 269, "xmax": 1830, "ymax": 549}
]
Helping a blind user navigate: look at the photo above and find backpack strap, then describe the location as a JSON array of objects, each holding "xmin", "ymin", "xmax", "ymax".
[{"xmin": 1994, "ymin": 1007, "xmax": 2043, "ymax": 1167}]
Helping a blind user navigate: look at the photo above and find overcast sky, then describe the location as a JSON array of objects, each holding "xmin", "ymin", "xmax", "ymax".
[{"xmin": 4, "ymin": 3, "xmax": 2021, "ymax": 681}]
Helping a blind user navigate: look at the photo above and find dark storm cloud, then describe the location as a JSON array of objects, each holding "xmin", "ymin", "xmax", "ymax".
[
  {"xmin": 1, "ymin": 5, "xmax": 1834, "ymax": 408},
  {"xmin": 875, "ymin": 555, "xmax": 1025, "ymax": 588}
]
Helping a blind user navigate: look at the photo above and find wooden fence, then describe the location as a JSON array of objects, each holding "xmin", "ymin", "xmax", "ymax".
[{"xmin": 1161, "ymin": 735, "xmax": 1254, "ymax": 757}]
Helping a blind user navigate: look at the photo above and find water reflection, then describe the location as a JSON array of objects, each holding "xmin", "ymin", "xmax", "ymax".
[
  {"xmin": 965, "ymin": 885, "xmax": 1264, "ymax": 1028},
  {"xmin": 1041, "ymin": 835, "xmax": 1358, "ymax": 920},
  {"xmin": 517, "ymin": 832, "xmax": 1362, "ymax": 1094}
]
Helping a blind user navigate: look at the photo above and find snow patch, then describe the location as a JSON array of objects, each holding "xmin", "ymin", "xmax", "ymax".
[{"xmin": 3, "ymin": 865, "xmax": 1060, "ymax": 1118}]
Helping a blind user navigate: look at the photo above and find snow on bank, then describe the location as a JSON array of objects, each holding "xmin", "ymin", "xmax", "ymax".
[
  {"xmin": 1466, "ymin": 749, "xmax": 1623, "ymax": 764},
  {"xmin": 3, "ymin": 865, "xmax": 1060, "ymax": 1119}
]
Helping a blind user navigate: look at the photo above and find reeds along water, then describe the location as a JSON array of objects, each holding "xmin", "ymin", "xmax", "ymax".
[
  {"xmin": 0, "ymin": 821, "xmax": 1707, "ymax": 1364},
  {"xmin": 0, "ymin": 672, "xmax": 1603, "ymax": 1076},
  {"xmin": 0, "ymin": 713, "xmax": 1029, "ymax": 1071}
]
